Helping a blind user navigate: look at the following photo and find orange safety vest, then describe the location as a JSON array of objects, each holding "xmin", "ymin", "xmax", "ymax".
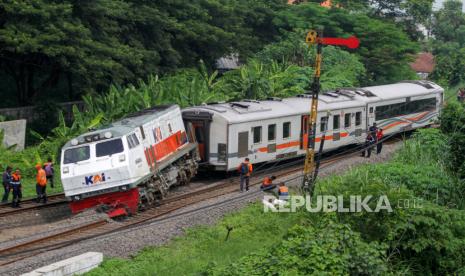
[
  {"xmin": 11, "ymin": 173, "xmax": 21, "ymax": 185},
  {"xmin": 238, "ymin": 162, "xmax": 253, "ymax": 176},
  {"xmin": 278, "ymin": 186, "xmax": 289, "ymax": 194},
  {"xmin": 36, "ymin": 168, "xmax": 47, "ymax": 186},
  {"xmin": 263, "ymin": 177, "xmax": 272, "ymax": 186}
]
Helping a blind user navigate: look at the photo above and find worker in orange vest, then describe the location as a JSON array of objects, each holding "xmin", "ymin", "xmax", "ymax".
[
  {"xmin": 10, "ymin": 169, "xmax": 22, "ymax": 208},
  {"xmin": 35, "ymin": 164, "xmax": 47, "ymax": 203},
  {"xmin": 260, "ymin": 176, "xmax": 277, "ymax": 191},
  {"xmin": 278, "ymin": 182, "xmax": 289, "ymax": 200},
  {"xmin": 376, "ymin": 128, "xmax": 384, "ymax": 154},
  {"xmin": 238, "ymin": 158, "xmax": 253, "ymax": 192}
]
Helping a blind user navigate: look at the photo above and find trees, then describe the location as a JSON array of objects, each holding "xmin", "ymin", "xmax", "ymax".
[
  {"xmin": 273, "ymin": 3, "xmax": 418, "ymax": 85},
  {"xmin": 0, "ymin": 0, "xmax": 286, "ymax": 106},
  {"xmin": 430, "ymin": 0, "xmax": 465, "ymax": 85}
]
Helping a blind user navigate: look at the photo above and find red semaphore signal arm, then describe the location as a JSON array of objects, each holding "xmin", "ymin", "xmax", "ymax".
[
  {"xmin": 320, "ymin": 36, "xmax": 359, "ymax": 49},
  {"xmin": 306, "ymin": 31, "xmax": 360, "ymax": 49}
]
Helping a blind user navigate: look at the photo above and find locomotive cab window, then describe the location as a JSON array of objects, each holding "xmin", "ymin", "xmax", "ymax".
[
  {"xmin": 320, "ymin": 117, "xmax": 328, "ymax": 132},
  {"xmin": 252, "ymin": 126, "xmax": 262, "ymax": 144},
  {"xmin": 355, "ymin": 112, "xmax": 362, "ymax": 126},
  {"xmin": 268, "ymin": 124, "xmax": 276, "ymax": 141},
  {"xmin": 344, "ymin": 113, "xmax": 351, "ymax": 128},
  {"xmin": 283, "ymin": 122, "xmax": 291, "ymax": 139},
  {"xmin": 333, "ymin": 115, "xmax": 340, "ymax": 130},
  {"xmin": 63, "ymin": 146, "xmax": 90, "ymax": 164},
  {"xmin": 96, "ymin": 139, "xmax": 124, "ymax": 157}
]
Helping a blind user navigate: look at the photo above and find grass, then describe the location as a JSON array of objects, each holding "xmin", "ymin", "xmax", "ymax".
[
  {"xmin": 86, "ymin": 202, "xmax": 304, "ymax": 276},
  {"xmin": 1, "ymin": 175, "xmax": 63, "ymax": 202},
  {"xmin": 444, "ymin": 82, "xmax": 465, "ymax": 104}
]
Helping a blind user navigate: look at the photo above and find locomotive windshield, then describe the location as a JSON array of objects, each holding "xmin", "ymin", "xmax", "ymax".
[
  {"xmin": 96, "ymin": 138, "xmax": 124, "ymax": 157},
  {"xmin": 63, "ymin": 146, "xmax": 90, "ymax": 164}
]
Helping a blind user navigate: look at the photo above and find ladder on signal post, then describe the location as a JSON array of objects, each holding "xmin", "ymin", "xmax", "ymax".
[{"xmin": 302, "ymin": 30, "xmax": 359, "ymax": 195}]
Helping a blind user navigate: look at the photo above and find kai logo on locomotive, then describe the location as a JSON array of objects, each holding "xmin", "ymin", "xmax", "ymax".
[{"xmin": 84, "ymin": 173, "xmax": 106, "ymax": 185}]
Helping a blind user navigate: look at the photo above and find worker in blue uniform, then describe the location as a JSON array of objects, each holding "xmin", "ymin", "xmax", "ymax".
[
  {"xmin": 11, "ymin": 169, "xmax": 22, "ymax": 208},
  {"xmin": 2, "ymin": 166, "xmax": 12, "ymax": 203},
  {"xmin": 361, "ymin": 133, "xmax": 375, "ymax": 158}
]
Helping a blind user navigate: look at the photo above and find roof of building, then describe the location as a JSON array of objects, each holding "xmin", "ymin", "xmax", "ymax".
[
  {"xmin": 216, "ymin": 54, "xmax": 240, "ymax": 70},
  {"xmin": 410, "ymin": 52, "xmax": 435, "ymax": 73}
]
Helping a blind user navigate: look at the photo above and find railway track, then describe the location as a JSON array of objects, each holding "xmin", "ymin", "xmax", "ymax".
[
  {"xmin": 0, "ymin": 136, "xmax": 403, "ymax": 267},
  {"xmin": 0, "ymin": 193, "xmax": 67, "ymax": 218},
  {"xmin": 0, "ymin": 159, "xmax": 307, "ymax": 266}
]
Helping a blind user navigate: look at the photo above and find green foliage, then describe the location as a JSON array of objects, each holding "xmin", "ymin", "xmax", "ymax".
[
  {"xmin": 221, "ymin": 60, "xmax": 310, "ymax": 99},
  {"xmin": 86, "ymin": 203, "xmax": 305, "ymax": 276},
  {"xmin": 272, "ymin": 3, "xmax": 419, "ymax": 85},
  {"xmin": 206, "ymin": 218, "xmax": 388, "ymax": 275},
  {"xmin": 439, "ymin": 102, "xmax": 465, "ymax": 179},
  {"xmin": 314, "ymin": 128, "xmax": 465, "ymax": 274},
  {"xmin": 0, "ymin": 0, "xmax": 286, "ymax": 106},
  {"xmin": 430, "ymin": 1, "xmax": 465, "ymax": 85},
  {"xmin": 255, "ymin": 33, "xmax": 366, "ymax": 89}
]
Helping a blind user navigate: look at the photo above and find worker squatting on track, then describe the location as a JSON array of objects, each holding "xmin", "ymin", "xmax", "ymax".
[{"xmin": 1, "ymin": 159, "xmax": 55, "ymax": 207}]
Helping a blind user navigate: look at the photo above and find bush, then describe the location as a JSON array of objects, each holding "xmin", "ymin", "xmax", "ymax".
[{"xmin": 206, "ymin": 217, "xmax": 388, "ymax": 276}]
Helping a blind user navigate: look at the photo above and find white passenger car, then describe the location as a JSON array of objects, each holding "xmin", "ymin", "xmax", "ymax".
[{"xmin": 182, "ymin": 81, "xmax": 443, "ymax": 171}]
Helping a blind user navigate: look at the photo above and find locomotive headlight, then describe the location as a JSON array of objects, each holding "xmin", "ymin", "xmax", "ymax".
[
  {"xmin": 104, "ymin": 131, "xmax": 113, "ymax": 139},
  {"xmin": 71, "ymin": 139, "xmax": 79, "ymax": 146},
  {"xmin": 119, "ymin": 154, "xmax": 126, "ymax": 162},
  {"xmin": 63, "ymin": 167, "xmax": 69, "ymax": 174},
  {"xmin": 74, "ymin": 195, "xmax": 81, "ymax": 201}
]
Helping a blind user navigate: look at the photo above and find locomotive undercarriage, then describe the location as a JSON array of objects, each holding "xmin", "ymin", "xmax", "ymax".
[{"xmin": 138, "ymin": 149, "xmax": 199, "ymax": 210}]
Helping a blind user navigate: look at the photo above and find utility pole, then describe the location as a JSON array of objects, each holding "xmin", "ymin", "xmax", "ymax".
[{"xmin": 302, "ymin": 30, "xmax": 359, "ymax": 195}]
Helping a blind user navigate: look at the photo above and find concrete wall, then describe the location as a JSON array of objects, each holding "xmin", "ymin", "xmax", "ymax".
[
  {"xmin": 21, "ymin": 252, "xmax": 103, "ymax": 276},
  {"xmin": 0, "ymin": 101, "xmax": 84, "ymax": 123},
  {"xmin": 0, "ymin": 119, "xmax": 27, "ymax": 151}
]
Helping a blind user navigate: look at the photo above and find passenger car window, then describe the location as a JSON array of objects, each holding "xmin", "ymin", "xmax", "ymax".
[
  {"xmin": 355, "ymin": 112, "xmax": 362, "ymax": 126},
  {"xmin": 96, "ymin": 139, "xmax": 124, "ymax": 157},
  {"xmin": 268, "ymin": 124, "xmax": 276, "ymax": 141},
  {"xmin": 252, "ymin": 126, "xmax": 262, "ymax": 143},
  {"xmin": 320, "ymin": 117, "xmax": 328, "ymax": 132},
  {"xmin": 63, "ymin": 146, "xmax": 90, "ymax": 164},
  {"xmin": 333, "ymin": 115, "xmax": 340, "ymax": 130},
  {"xmin": 344, "ymin": 113, "xmax": 351, "ymax": 128},
  {"xmin": 375, "ymin": 98, "xmax": 436, "ymax": 121},
  {"xmin": 283, "ymin": 122, "xmax": 291, "ymax": 139}
]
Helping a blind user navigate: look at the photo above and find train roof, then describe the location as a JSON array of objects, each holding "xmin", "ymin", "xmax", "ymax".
[
  {"xmin": 361, "ymin": 81, "xmax": 443, "ymax": 101},
  {"xmin": 183, "ymin": 81, "xmax": 443, "ymax": 124},
  {"xmin": 63, "ymin": 105, "xmax": 178, "ymax": 148}
]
